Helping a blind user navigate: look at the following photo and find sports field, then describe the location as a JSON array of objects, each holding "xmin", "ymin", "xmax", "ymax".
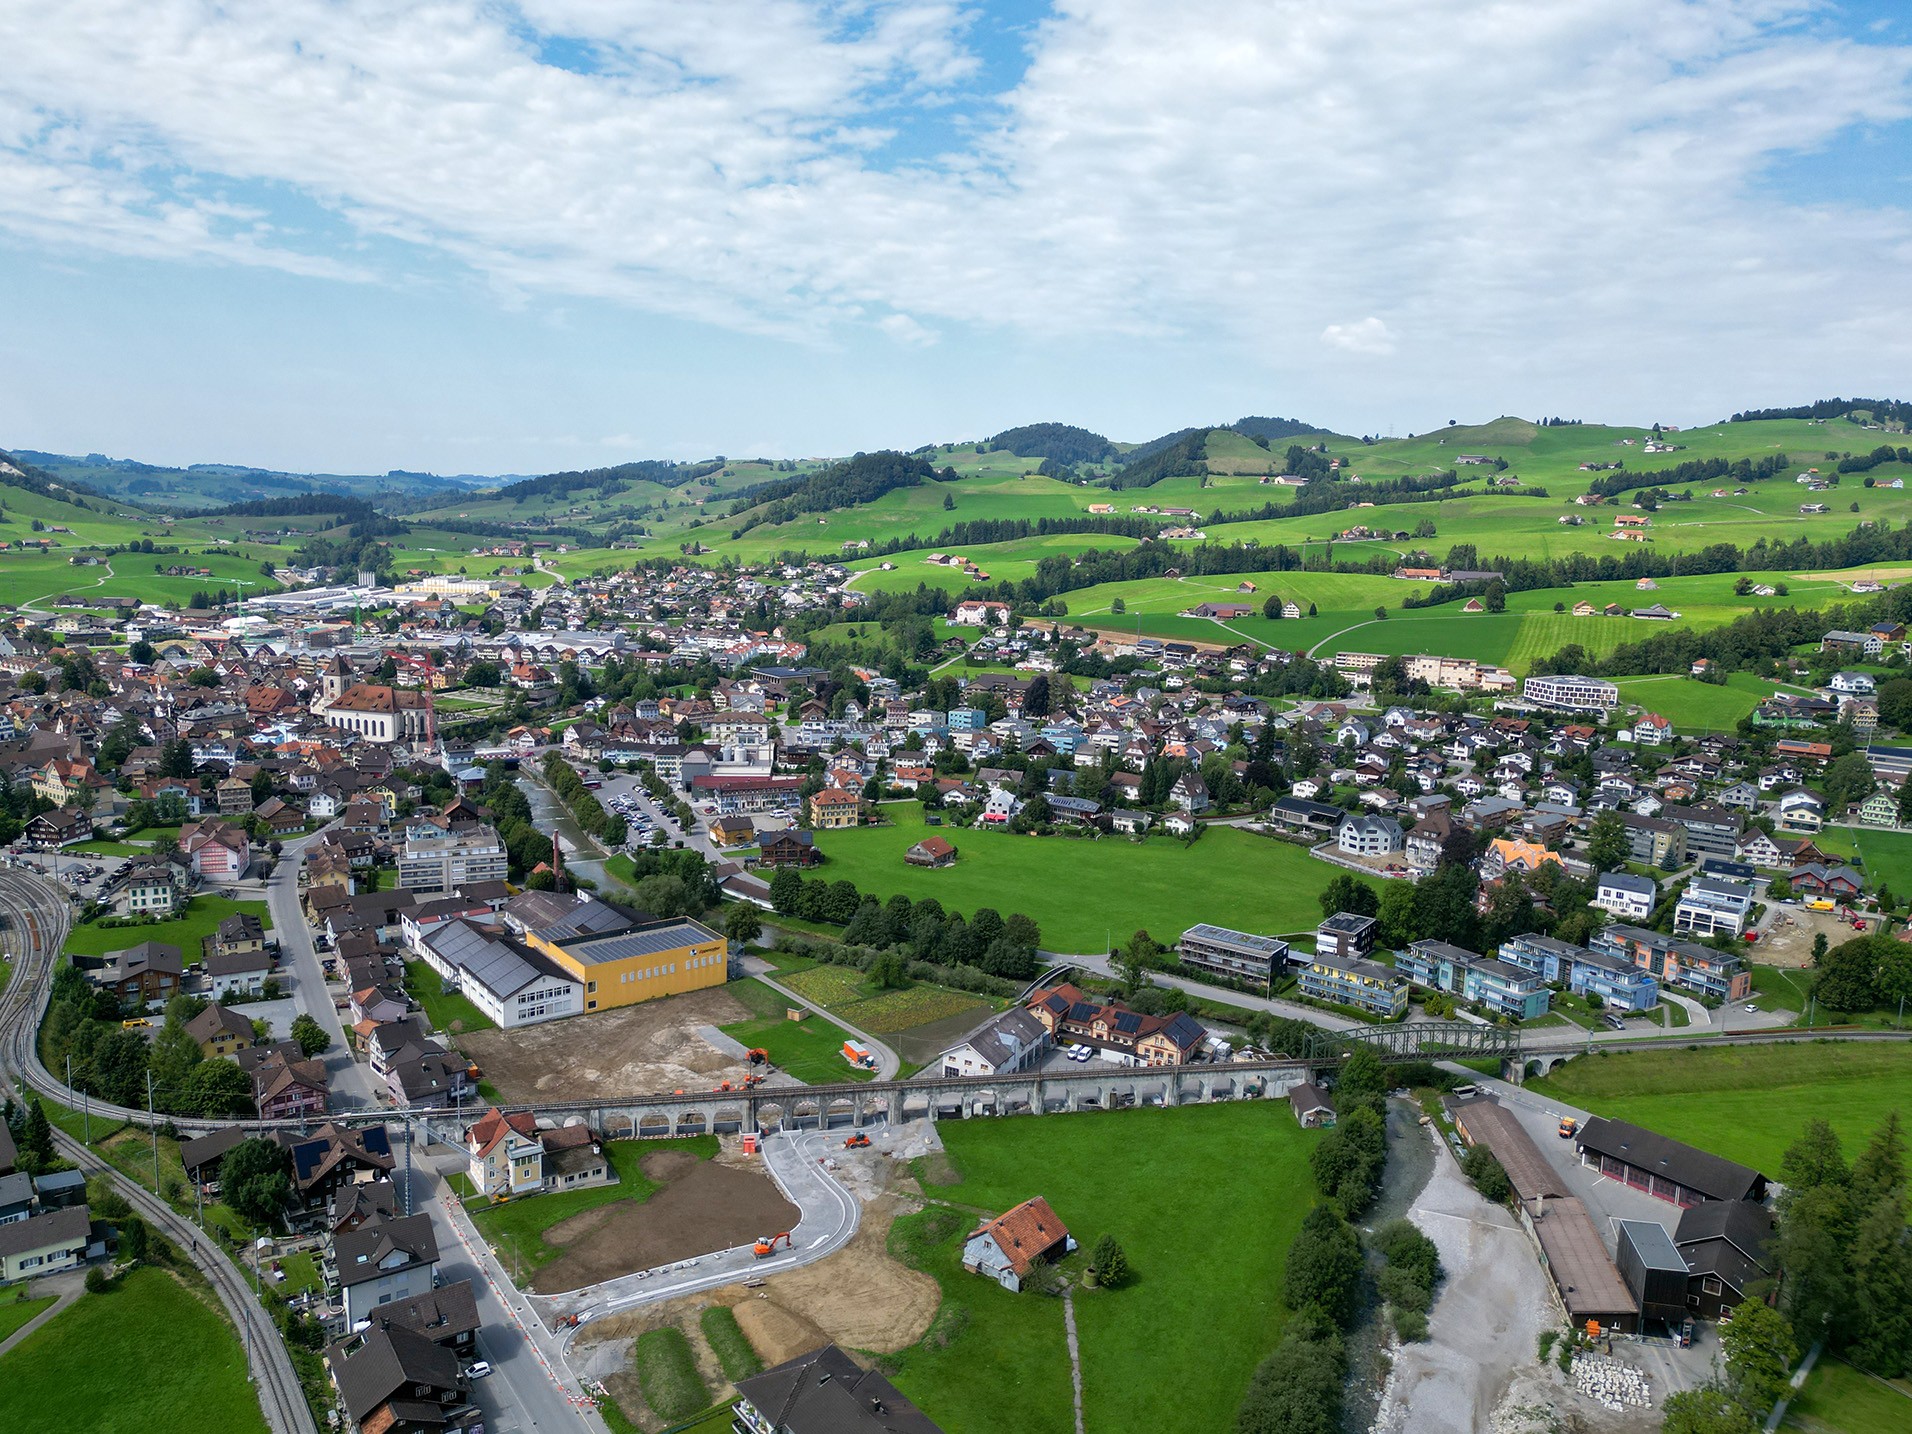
[
  {"xmin": 1525, "ymin": 1043, "xmax": 1912, "ymax": 1175},
  {"xmin": 813, "ymin": 805, "xmax": 1348, "ymax": 953},
  {"xmin": 889, "ymin": 1101, "xmax": 1318, "ymax": 1434}
]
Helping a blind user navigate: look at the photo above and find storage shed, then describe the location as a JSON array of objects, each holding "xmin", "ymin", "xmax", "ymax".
[{"xmin": 1616, "ymin": 1219, "xmax": 1690, "ymax": 1330}]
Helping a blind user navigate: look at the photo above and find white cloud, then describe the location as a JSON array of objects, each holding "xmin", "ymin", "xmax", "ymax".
[
  {"xmin": 879, "ymin": 312, "xmax": 938, "ymax": 346},
  {"xmin": 0, "ymin": 1, "xmax": 1910, "ymax": 424},
  {"xmin": 1321, "ymin": 318, "xmax": 1394, "ymax": 356}
]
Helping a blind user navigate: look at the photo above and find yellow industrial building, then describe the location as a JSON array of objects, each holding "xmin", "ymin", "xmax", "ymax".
[{"xmin": 526, "ymin": 918, "xmax": 728, "ymax": 1013}]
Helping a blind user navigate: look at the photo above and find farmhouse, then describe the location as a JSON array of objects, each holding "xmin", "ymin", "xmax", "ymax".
[
  {"xmin": 905, "ymin": 835, "xmax": 958, "ymax": 867},
  {"xmin": 962, "ymin": 1196, "xmax": 1074, "ymax": 1292}
]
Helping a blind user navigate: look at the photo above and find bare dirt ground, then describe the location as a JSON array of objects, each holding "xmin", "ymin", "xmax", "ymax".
[
  {"xmin": 1757, "ymin": 905, "xmax": 1858, "ymax": 969},
  {"xmin": 530, "ymin": 1149, "xmax": 799, "ymax": 1294},
  {"xmin": 576, "ymin": 1146, "xmax": 943, "ymax": 1363},
  {"xmin": 461, "ymin": 987, "xmax": 757, "ymax": 1100}
]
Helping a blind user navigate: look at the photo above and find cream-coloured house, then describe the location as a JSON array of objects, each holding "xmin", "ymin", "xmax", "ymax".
[{"xmin": 465, "ymin": 1107, "xmax": 542, "ymax": 1197}]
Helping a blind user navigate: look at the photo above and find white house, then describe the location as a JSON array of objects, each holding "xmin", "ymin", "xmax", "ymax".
[
  {"xmin": 1592, "ymin": 870, "xmax": 1656, "ymax": 921},
  {"xmin": 336, "ymin": 1213, "xmax": 439, "ymax": 1327},
  {"xmin": 952, "ymin": 600, "xmax": 1011, "ymax": 627},
  {"xmin": 961, "ymin": 1197, "xmax": 1075, "ymax": 1293},
  {"xmin": 1830, "ymin": 671, "xmax": 1877, "ymax": 695},
  {"xmin": 1336, "ymin": 813, "xmax": 1404, "ymax": 858},
  {"xmin": 420, "ymin": 920, "xmax": 581, "ymax": 1029},
  {"xmin": 937, "ymin": 1009, "xmax": 1050, "ymax": 1078}
]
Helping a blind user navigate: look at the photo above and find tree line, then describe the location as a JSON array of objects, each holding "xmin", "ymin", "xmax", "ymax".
[
  {"xmin": 765, "ymin": 871, "xmax": 1043, "ymax": 980},
  {"xmin": 1236, "ymin": 1047, "xmax": 1448, "ymax": 1433}
]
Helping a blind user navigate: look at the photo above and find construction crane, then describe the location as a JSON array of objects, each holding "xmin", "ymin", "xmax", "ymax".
[{"xmin": 752, "ymin": 1231, "xmax": 794, "ymax": 1258}]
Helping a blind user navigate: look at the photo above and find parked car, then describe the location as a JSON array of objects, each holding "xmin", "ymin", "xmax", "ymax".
[{"xmin": 465, "ymin": 1361, "xmax": 492, "ymax": 1379}]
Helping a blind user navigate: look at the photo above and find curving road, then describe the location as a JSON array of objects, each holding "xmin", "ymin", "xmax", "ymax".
[
  {"xmin": 0, "ymin": 868, "xmax": 317, "ymax": 1434},
  {"xmin": 542, "ymin": 1126, "xmax": 861, "ymax": 1334}
]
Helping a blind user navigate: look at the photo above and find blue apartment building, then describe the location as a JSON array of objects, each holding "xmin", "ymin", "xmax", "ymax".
[
  {"xmin": 1299, "ymin": 953, "xmax": 1408, "ymax": 1018},
  {"xmin": 1397, "ymin": 939, "xmax": 1550, "ymax": 1021},
  {"xmin": 1498, "ymin": 932, "xmax": 1660, "ymax": 1012}
]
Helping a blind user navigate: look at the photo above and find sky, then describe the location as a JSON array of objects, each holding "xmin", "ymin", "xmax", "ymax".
[{"xmin": 2, "ymin": 0, "xmax": 1911, "ymax": 475}]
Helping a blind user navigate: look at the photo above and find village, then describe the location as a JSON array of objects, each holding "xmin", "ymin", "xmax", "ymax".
[{"xmin": 0, "ymin": 542, "xmax": 1910, "ymax": 1434}]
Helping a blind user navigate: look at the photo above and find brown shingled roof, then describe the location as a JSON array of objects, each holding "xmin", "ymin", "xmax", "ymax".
[{"xmin": 966, "ymin": 1196, "xmax": 1069, "ymax": 1278}]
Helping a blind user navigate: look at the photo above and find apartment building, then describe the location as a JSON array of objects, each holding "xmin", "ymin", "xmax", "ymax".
[{"xmin": 1298, "ymin": 953, "xmax": 1407, "ymax": 1018}]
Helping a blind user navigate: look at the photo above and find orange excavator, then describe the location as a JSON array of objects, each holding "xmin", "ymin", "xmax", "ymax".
[
  {"xmin": 742, "ymin": 1048, "xmax": 771, "ymax": 1090},
  {"xmin": 843, "ymin": 1133, "xmax": 870, "ymax": 1149},
  {"xmin": 753, "ymin": 1231, "xmax": 793, "ymax": 1258}
]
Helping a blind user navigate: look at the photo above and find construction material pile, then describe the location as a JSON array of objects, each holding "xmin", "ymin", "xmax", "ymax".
[{"xmin": 1569, "ymin": 1354, "xmax": 1652, "ymax": 1411}]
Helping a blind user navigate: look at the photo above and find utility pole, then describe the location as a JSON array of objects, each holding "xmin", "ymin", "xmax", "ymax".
[
  {"xmin": 147, "ymin": 1070, "xmax": 159, "ymax": 1193},
  {"xmin": 68, "ymin": 1056, "xmax": 87, "ymax": 1143}
]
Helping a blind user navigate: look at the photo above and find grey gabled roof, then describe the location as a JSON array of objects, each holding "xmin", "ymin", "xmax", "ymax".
[
  {"xmin": 1575, "ymin": 1117, "xmax": 1766, "ymax": 1202},
  {"xmin": 0, "ymin": 1204, "xmax": 90, "ymax": 1259},
  {"xmin": 944, "ymin": 1007, "xmax": 1047, "ymax": 1063},
  {"xmin": 327, "ymin": 1324, "xmax": 465, "ymax": 1421},
  {"xmin": 334, "ymin": 1213, "xmax": 438, "ymax": 1288},
  {"xmin": 735, "ymin": 1343, "xmax": 945, "ymax": 1434}
]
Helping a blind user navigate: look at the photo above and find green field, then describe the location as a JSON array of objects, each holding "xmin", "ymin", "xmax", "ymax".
[
  {"xmin": 404, "ymin": 958, "xmax": 497, "ymax": 1035},
  {"xmin": 889, "ymin": 1102, "xmax": 1318, "ymax": 1434},
  {"xmin": 812, "ymin": 805, "xmax": 1350, "ymax": 953},
  {"xmin": 1611, "ymin": 671, "xmax": 1785, "ymax": 730},
  {"xmin": 0, "ymin": 1289, "xmax": 56, "ymax": 1342},
  {"xmin": 61, "ymin": 895, "xmax": 272, "ymax": 959},
  {"xmin": 719, "ymin": 978, "xmax": 878, "ymax": 1083},
  {"xmin": 0, "ymin": 1265, "xmax": 266, "ymax": 1434},
  {"xmin": 472, "ymin": 1137, "xmax": 715, "ymax": 1271},
  {"xmin": 1783, "ymin": 1357, "xmax": 1912, "ymax": 1434},
  {"xmin": 1812, "ymin": 827, "xmax": 1912, "ymax": 898},
  {"xmin": 1526, "ymin": 1043, "xmax": 1912, "ymax": 1174}
]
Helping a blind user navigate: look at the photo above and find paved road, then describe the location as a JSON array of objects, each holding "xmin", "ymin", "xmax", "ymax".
[
  {"xmin": 261, "ymin": 825, "xmax": 382, "ymax": 1111},
  {"xmin": 396, "ymin": 1139, "xmax": 599, "ymax": 1434},
  {"xmin": 539, "ymin": 1126, "xmax": 861, "ymax": 1332}
]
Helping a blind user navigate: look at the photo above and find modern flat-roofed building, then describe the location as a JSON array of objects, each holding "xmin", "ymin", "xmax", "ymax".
[
  {"xmin": 1178, "ymin": 924, "xmax": 1290, "ymax": 986},
  {"xmin": 1522, "ymin": 674, "xmax": 1620, "ymax": 712},
  {"xmin": 1673, "ymin": 876, "xmax": 1756, "ymax": 938},
  {"xmin": 1315, "ymin": 911, "xmax": 1378, "ymax": 961},
  {"xmin": 1397, "ymin": 939, "xmax": 1549, "ymax": 1020},
  {"xmin": 1590, "ymin": 923, "xmax": 1752, "ymax": 1001},
  {"xmin": 397, "ymin": 826, "xmax": 510, "ymax": 893},
  {"xmin": 1299, "ymin": 953, "xmax": 1407, "ymax": 1018},
  {"xmin": 526, "ymin": 918, "xmax": 728, "ymax": 1015}
]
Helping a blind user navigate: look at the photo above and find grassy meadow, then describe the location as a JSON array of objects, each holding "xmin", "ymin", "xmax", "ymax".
[
  {"xmin": 813, "ymin": 803, "xmax": 1352, "ymax": 953},
  {"xmin": 1525, "ymin": 1043, "xmax": 1912, "ymax": 1175},
  {"xmin": 0, "ymin": 1266, "xmax": 267, "ymax": 1434},
  {"xmin": 889, "ymin": 1101, "xmax": 1319, "ymax": 1434}
]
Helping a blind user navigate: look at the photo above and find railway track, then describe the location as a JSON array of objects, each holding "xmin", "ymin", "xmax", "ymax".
[{"xmin": 0, "ymin": 869, "xmax": 317, "ymax": 1434}]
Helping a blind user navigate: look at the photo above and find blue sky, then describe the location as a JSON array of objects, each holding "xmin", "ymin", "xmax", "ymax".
[{"xmin": 2, "ymin": 0, "xmax": 1911, "ymax": 475}]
